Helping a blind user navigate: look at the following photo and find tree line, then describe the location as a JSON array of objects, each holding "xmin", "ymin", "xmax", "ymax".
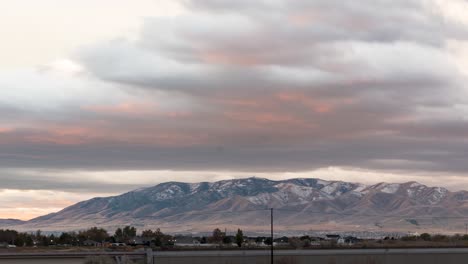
[
  {"xmin": 0, "ymin": 226, "xmax": 165, "ymax": 247},
  {"xmin": 0, "ymin": 226, "xmax": 246, "ymax": 247}
]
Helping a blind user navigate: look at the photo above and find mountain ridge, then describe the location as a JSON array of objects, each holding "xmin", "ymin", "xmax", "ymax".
[{"xmin": 5, "ymin": 177, "xmax": 468, "ymax": 233}]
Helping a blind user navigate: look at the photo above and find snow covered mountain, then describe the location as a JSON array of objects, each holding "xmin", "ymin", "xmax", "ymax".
[{"xmin": 8, "ymin": 177, "xmax": 468, "ymax": 233}]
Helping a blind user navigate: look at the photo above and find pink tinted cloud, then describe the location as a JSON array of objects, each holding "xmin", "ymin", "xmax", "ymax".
[
  {"xmin": 15, "ymin": 120, "xmax": 204, "ymax": 147},
  {"xmin": 83, "ymin": 101, "xmax": 158, "ymax": 116},
  {"xmin": 83, "ymin": 102, "xmax": 192, "ymax": 119},
  {"xmin": 275, "ymin": 91, "xmax": 334, "ymax": 113},
  {"xmin": 24, "ymin": 126, "xmax": 92, "ymax": 145},
  {"xmin": 223, "ymin": 111, "xmax": 310, "ymax": 129},
  {"xmin": 200, "ymin": 51, "xmax": 261, "ymax": 66},
  {"xmin": 0, "ymin": 127, "xmax": 12, "ymax": 133},
  {"xmin": 288, "ymin": 10, "xmax": 321, "ymax": 26}
]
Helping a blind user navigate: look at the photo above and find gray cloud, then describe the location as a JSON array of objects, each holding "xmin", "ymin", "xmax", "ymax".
[
  {"xmin": 0, "ymin": 169, "xmax": 142, "ymax": 193},
  {"xmin": 1, "ymin": 0, "xmax": 468, "ymax": 190}
]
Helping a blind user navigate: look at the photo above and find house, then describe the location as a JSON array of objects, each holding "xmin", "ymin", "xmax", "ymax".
[
  {"xmin": 245, "ymin": 237, "xmax": 260, "ymax": 247},
  {"xmin": 130, "ymin": 237, "xmax": 150, "ymax": 246},
  {"xmin": 337, "ymin": 236, "xmax": 358, "ymax": 246},
  {"xmin": 337, "ymin": 237, "xmax": 346, "ymax": 245},
  {"xmin": 325, "ymin": 234, "xmax": 341, "ymax": 241},
  {"xmin": 174, "ymin": 235, "xmax": 202, "ymax": 246},
  {"xmin": 274, "ymin": 237, "xmax": 289, "ymax": 246},
  {"xmin": 83, "ymin": 240, "xmax": 101, "ymax": 247}
]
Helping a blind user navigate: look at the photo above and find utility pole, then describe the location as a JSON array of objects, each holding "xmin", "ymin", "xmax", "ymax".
[
  {"xmin": 465, "ymin": 223, "xmax": 467, "ymax": 235},
  {"xmin": 270, "ymin": 208, "xmax": 274, "ymax": 264}
]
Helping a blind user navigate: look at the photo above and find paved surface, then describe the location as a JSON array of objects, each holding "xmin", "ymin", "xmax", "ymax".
[
  {"xmin": 152, "ymin": 248, "xmax": 468, "ymax": 264},
  {"xmin": 3, "ymin": 248, "xmax": 468, "ymax": 264},
  {"xmin": 153, "ymin": 248, "xmax": 468, "ymax": 256}
]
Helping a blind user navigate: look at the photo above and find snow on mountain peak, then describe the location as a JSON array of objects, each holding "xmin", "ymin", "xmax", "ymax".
[
  {"xmin": 409, "ymin": 182, "xmax": 423, "ymax": 188},
  {"xmin": 153, "ymin": 184, "xmax": 185, "ymax": 200},
  {"xmin": 275, "ymin": 183, "xmax": 315, "ymax": 199},
  {"xmin": 319, "ymin": 181, "xmax": 354, "ymax": 197},
  {"xmin": 316, "ymin": 179, "xmax": 330, "ymax": 186},
  {"xmin": 353, "ymin": 184, "xmax": 368, "ymax": 193},
  {"xmin": 428, "ymin": 187, "xmax": 448, "ymax": 204},
  {"xmin": 189, "ymin": 183, "xmax": 202, "ymax": 192},
  {"xmin": 380, "ymin": 183, "xmax": 401, "ymax": 194}
]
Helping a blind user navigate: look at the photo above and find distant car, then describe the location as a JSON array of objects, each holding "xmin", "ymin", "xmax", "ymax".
[{"xmin": 7, "ymin": 245, "xmax": 17, "ymax": 248}]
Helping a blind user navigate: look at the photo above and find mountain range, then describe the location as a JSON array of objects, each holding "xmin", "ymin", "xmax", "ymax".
[{"xmin": 4, "ymin": 177, "xmax": 468, "ymax": 234}]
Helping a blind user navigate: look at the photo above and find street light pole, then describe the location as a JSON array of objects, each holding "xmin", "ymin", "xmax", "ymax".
[{"xmin": 271, "ymin": 208, "xmax": 274, "ymax": 264}]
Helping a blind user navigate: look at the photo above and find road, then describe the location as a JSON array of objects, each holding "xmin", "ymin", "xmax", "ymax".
[
  {"xmin": 2, "ymin": 248, "xmax": 468, "ymax": 264},
  {"xmin": 152, "ymin": 248, "xmax": 468, "ymax": 264},
  {"xmin": 153, "ymin": 248, "xmax": 468, "ymax": 256}
]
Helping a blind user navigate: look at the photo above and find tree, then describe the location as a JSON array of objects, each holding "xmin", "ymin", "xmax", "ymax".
[
  {"xmin": 288, "ymin": 237, "xmax": 303, "ymax": 249},
  {"xmin": 49, "ymin": 234, "xmax": 56, "ymax": 245},
  {"xmin": 123, "ymin": 226, "xmax": 137, "ymax": 238},
  {"xmin": 79, "ymin": 227, "xmax": 109, "ymax": 243},
  {"xmin": 23, "ymin": 234, "xmax": 34, "ymax": 247},
  {"xmin": 141, "ymin": 230, "xmax": 154, "ymax": 238},
  {"xmin": 210, "ymin": 228, "xmax": 224, "ymax": 243},
  {"xmin": 59, "ymin": 232, "xmax": 77, "ymax": 245},
  {"xmin": 35, "ymin": 230, "xmax": 42, "ymax": 239},
  {"xmin": 235, "ymin": 229, "xmax": 244, "ymax": 247},
  {"xmin": 14, "ymin": 235, "xmax": 25, "ymax": 247},
  {"xmin": 0, "ymin": 229, "xmax": 18, "ymax": 244},
  {"xmin": 113, "ymin": 226, "xmax": 136, "ymax": 243},
  {"xmin": 420, "ymin": 233, "xmax": 431, "ymax": 241},
  {"xmin": 223, "ymin": 236, "xmax": 232, "ymax": 244},
  {"xmin": 200, "ymin": 236, "xmax": 207, "ymax": 244},
  {"xmin": 114, "ymin": 228, "xmax": 123, "ymax": 242}
]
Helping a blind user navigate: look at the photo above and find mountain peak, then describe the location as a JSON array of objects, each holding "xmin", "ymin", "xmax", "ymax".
[{"xmin": 9, "ymin": 177, "xmax": 467, "ymax": 233}]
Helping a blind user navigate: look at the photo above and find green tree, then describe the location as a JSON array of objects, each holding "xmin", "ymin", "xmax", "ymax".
[
  {"xmin": 79, "ymin": 227, "xmax": 109, "ymax": 243},
  {"xmin": 114, "ymin": 228, "xmax": 123, "ymax": 242},
  {"xmin": 59, "ymin": 232, "xmax": 76, "ymax": 245},
  {"xmin": 24, "ymin": 234, "xmax": 34, "ymax": 247},
  {"xmin": 123, "ymin": 226, "xmax": 137, "ymax": 242},
  {"xmin": 14, "ymin": 235, "xmax": 25, "ymax": 247},
  {"xmin": 114, "ymin": 226, "xmax": 136, "ymax": 243},
  {"xmin": 235, "ymin": 229, "xmax": 244, "ymax": 247},
  {"xmin": 123, "ymin": 226, "xmax": 137, "ymax": 237}
]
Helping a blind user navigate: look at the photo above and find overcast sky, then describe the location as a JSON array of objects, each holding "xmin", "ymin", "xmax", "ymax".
[{"xmin": 1, "ymin": 0, "xmax": 468, "ymax": 220}]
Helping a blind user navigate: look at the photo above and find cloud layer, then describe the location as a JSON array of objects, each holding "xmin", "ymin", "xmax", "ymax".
[{"xmin": 1, "ymin": 0, "xmax": 468, "ymax": 218}]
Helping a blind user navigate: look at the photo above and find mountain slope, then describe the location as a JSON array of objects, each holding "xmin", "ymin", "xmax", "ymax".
[
  {"xmin": 0, "ymin": 219, "xmax": 25, "ymax": 226},
  {"xmin": 13, "ymin": 177, "xmax": 468, "ymax": 233}
]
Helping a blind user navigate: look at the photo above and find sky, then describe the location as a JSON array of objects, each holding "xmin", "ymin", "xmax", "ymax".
[{"xmin": 1, "ymin": 0, "xmax": 468, "ymax": 220}]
